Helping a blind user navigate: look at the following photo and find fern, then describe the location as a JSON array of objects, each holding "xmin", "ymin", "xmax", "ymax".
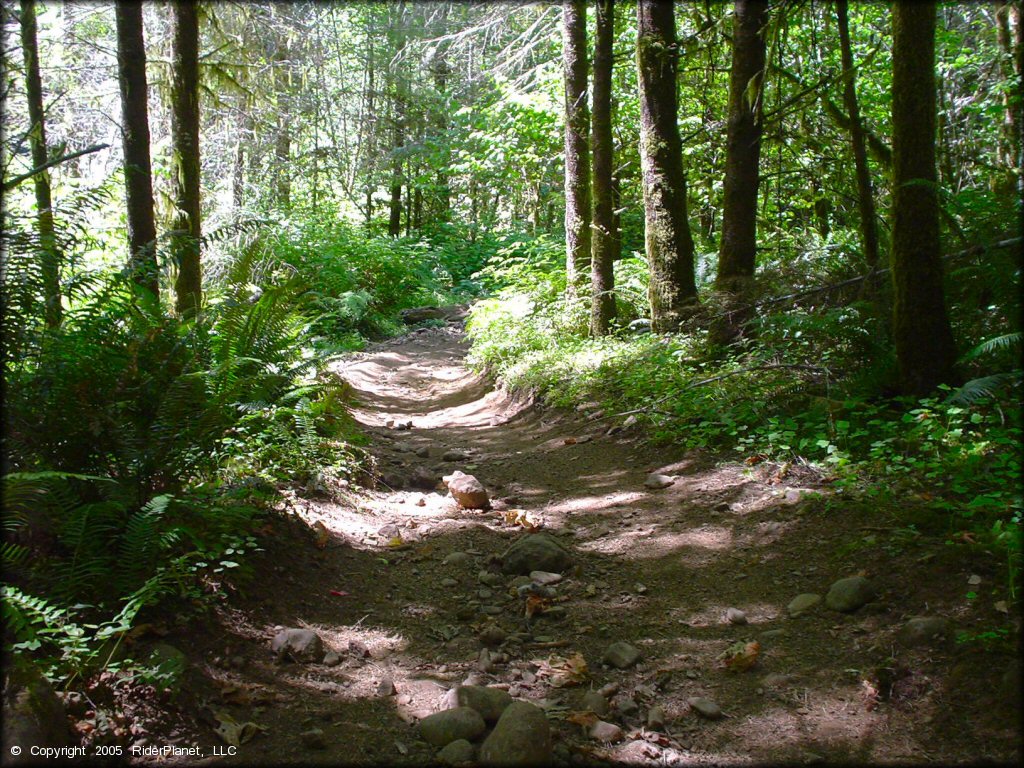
[
  {"xmin": 960, "ymin": 332, "xmax": 1023, "ymax": 362},
  {"xmin": 947, "ymin": 372, "xmax": 1022, "ymax": 406}
]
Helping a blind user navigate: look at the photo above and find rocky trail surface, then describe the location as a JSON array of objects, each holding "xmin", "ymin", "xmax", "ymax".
[{"xmin": 133, "ymin": 324, "xmax": 1018, "ymax": 766}]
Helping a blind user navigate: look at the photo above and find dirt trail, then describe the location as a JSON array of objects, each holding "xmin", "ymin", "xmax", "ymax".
[{"xmin": 157, "ymin": 324, "xmax": 1018, "ymax": 766}]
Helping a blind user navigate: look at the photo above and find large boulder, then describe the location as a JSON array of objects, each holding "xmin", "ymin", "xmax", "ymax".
[
  {"xmin": 478, "ymin": 701, "xmax": 552, "ymax": 766},
  {"xmin": 2, "ymin": 663, "xmax": 76, "ymax": 763},
  {"xmin": 443, "ymin": 685, "xmax": 513, "ymax": 723},
  {"xmin": 444, "ymin": 471, "xmax": 490, "ymax": 509},
  {"xmin": 501, "ymin": 533, "xmax": 572, "ymax": 575},
  {"xmin": 419, "ymin": 707, "xmax": 486, "ymax": 747}
]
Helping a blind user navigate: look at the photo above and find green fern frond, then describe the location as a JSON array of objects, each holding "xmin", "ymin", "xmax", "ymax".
[
  {"xmin": 960, "ymin": 332, "xmax": 1023, "ymax": 363},
  {"xmin": 946, "ymin": 372, "xmax": 1022, "ymax": 406}
]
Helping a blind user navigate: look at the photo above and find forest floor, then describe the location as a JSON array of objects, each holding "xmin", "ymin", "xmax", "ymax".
[{"xmin": 127, "ymin": 322, "xmax": 1020, "ymax": 766}]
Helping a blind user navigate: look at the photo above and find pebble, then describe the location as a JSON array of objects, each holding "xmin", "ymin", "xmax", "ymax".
[
  {"xmin": 581, "ymin": 691, "xmax": 609, "ymax": 717},
  {"xmin": 726, "ymin": 608, "xmax": 748, "ymax": 625},
  {"xmin": 444, "ymin": 552, "xmax": 473, "ymax": 567},
  {"xmin": 897, "ymin": 616, "xmax": 952, "ymax": 647},
  {"xmin": 478, "ymin": 626, "xmax": 507, "ymax": 647},
  {"xmin": 644, "ymin": 473, "xmax": 675, "ymax": 490},
  {"xmin": 323, "ymin": 651, "xmax": 341, "ymax": 667},
  {"xmin": 615, "ymin": 696, "xmax": 639, "ymax": 716},
  {"xmin": 441, "ymin": 578, "xmax": 458, "ymax": 588},
  {"xmin": 787, "ymin": 593, "xmax": 821, "ymax": 617},
  {"xmin": 271, "ymin": 628, "xmax": 323, "ymax": 662},
  {"xmin": 301, "ymin": 727, "xmax": 327, "ymax": 750},
  {"xmin": 602, "ymin": 641, "xmax": 641, "ymax": 669},
  {"xmin": 825, "ymin": 576, "xmax": 876, "ymax": 613},
  {"xmin": 377, "ymin": 677, "xmax": 396, "ymax": 696},
  {"xmin": 647, "ymin": 706, "xmax": 666, "ymax": 730},
  {"xmin": 687, "ymin": 697, "xmax": 724, "ymax": 720},
  {"xmin": 530, "ymin": 571, "xmax": 563, "ymax": 585},
  {"xmin": 589, "ymin": 720, "xmax": 624, "ymax": 743}
]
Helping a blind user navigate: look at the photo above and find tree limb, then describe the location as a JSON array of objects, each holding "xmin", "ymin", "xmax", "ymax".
[{"xmin": 2, "ymin": 144, "xmax": 110, "ymax": 192}]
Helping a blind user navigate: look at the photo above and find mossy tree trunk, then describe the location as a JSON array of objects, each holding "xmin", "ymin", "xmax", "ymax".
[
  {"xmin": 563, "ymin": 0, "xmax": 591, "ymax": 297},
  {"xmin": 170, "ymin": 0, "xmax": 201, "ymax": 319},
  {"xmin": 590, "ymin": 0, "xmax": 617, "ymax": 336},
  {"xmin": 115, "ymin": 0, "xmax": 159, "ymax": 305},
  {"xmin": 837, "ymin": 0, "xmax": 880, "ymax": 287},
  {"xmin": 19, "ymin": 0, "xmax": 62, "ymax": 328},
  {"xmin": 713, "ymin": 0, "xmax": 768, "ymax": 344},
  {"xmin": 890, "ymin": 1, "xmax": 958, "ymax": 396},
  {"xmin": 636, "ymin": 0, "xmax": 697, "ymax": 332}
]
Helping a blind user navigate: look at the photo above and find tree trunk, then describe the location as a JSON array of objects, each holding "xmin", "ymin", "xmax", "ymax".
[
  {"xmin": 837, "ymin": 0, "xmax": 880, "ymax": 284},
  {"xmin": 590, "ymin": 0, "xmax": 617, "ymax": 336},
  {"xmin": 170, "ymin": 0, "xmax": 201, "ymax": 318},
  {"xmin": 716, "ymin": 0, "xmax": 768, "ymax": 296},
  {"xmin": 563, "ymin": 0, "xmax": 591, "ymax": 297},
  {"xmin": 115, "ymin": 0, "xmax": 159, "ymax": 304},
  {"xmin": 19, "ymin": 0, "xmax": 61, "ymax": 328},
  {"xmin": 636, "ymin": 0, "xmax": 697, "ymax": 332},
  {"xmin": 890, "ymin": 1, "xmax": 958, "ymax": 396},
  {"xmin": 388, "ymin": 3, "xmax": 407, "ymax": 238},
  {"xmin": 273, "ymin": 20, "xmax": 291, "ymax": 211}
]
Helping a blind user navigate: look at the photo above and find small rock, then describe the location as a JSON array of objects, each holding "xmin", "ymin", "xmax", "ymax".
[
  {"xmin": 437, "ymin": 739, "xmax": 476, "ymax": 766},
  {"xmin": 647, "ymin": 706, "xmax": 666, "ymax": 730},
  {"xmin": 501, "ymin": 533, "xmax": 573, "ymax": 575},
  {"xmin": 760, "ymin": 629, "xmax": 786, "ymax": 640},
  {"xmin": 623, "ymin": 415, "xmax": 639, "ymax": 428},
  {"xmin": 444, "ymin": 471, "xmax": 490, "ymax": 509},
  {"xmin": 301, "ymin": 727, "xmax": 327, "ymax": 750},
  {"xmin": 967, "ymin": 574, "xmax": 982, "ymax": 585},
  {"xmin": 479, "ymin": 570, "xmax": 503, "ymax": 587},
  {"xmin": 415, "ymin": 446, "xmax": 431, "ymax": 458},
  {"xmin": 479, "ymin": 701, "xmax": 552, "ymax": 766},
  {"xmin": 377, "ymin": 677, "xmax": 397, "ymax": 696},
  {"xmin": 825, "ymin": 576, "xmax": 876, "ymax": 613},
  {"xmin": 409, "ymin": 468, "xmax": 437, "ymax": 490},
  {"xmin": 419, "ymin": 707, "xmax": 486, "ymax": 747},
  {"xmin": 323, "ymin": 651, "xmax": 341, "ymax": 667},
  {"xmin": 687, "ymin": 697, "xmax": 724, "ymax": 720},
  {"xmin": 441, "ymin": 578, "xmax": 459, "ymax": 588},
  {"xmin": 602, "ymin": 641, "xmax": 641, "ymax": 669},
  {"xmin": 443, "ymin": 450, "xmax": 470, "ymax": 462},
  {"xmin": 635, "ymin": 583, "xmax": 648, "ymax": 594},
  {"xmin": 761, "ymin": 673, "xmax": 795, "ymax": 688},
  {"xmin": 271, "ymin": 628, "xmax": 323, "ymax": 662},
  {"xmin": 787, "ymin": 593, "xmax": 821, "ymax": 617},
  {"xmin": 726, "ymin": 608, "xmax": 748, "ymax": 625},
  {"xmin": 444, "ymin": 552, "xmax": 473, "ymax": 567},
  {"xmin": 530, "ymin": 571, "xmax": 563, "ymax": 585},
  {"xmin": 581, "ymin": 691, "xmax": 609, "ymax": 717},
  {"xmin": 589, "ymin": 720, "xmax": 624, "ymax": 743},
  {"xmin": 897, "ymin": 617, "xmax": 952, "ymax": 647},
  {"xmin": 644, "ymin": 473, "xmax": 675, "ymax": 490},
  {"xmin": 478, "ymin": 626, "xmax": 507, "ymax": 648},
  {"xmin": 615, "ymin": 696, "xmax": 639, "ymax": 716}
]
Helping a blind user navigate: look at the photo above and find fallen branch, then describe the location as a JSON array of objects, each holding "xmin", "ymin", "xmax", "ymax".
[{"xmin": 2, "ymin": 144, "xmax": 110, "ymax": 191}]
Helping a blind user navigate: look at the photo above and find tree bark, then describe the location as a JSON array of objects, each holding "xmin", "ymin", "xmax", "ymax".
[
  {"xmin": 273, "ymin": 15, "xmax": 291, "ymax": 211},
  {"xmin": 19, "ymin": 0, "xmax": 61, "ymax": 328},
  {"xmin": 890, "ymin": 1, "xmax": 958, "ymax": 396},
  {"xmin": 636, "ymin": 0, "xmax": 697, "ymax": 332},
  {"xmin": 716, "ymin": 0, "xmax": 769, "ymax": 295},
  {"xmin": 563, "ymin": 0, "xmax": 591, "ymax": 296},
  {"xmin": 170, "ymin": 0, "xmax": 201, "ymax": 318},
  {"xmin": 387, "ymin": 5, "xmax": 407, "ymax": 238},
  {"xmin": 836, "ymin": 0, "xmax": 880, "ymax": 282},
  {"xmin": 590, "ymin": 0, "xmax": 617, "ymax": 336},
  {"xmin": 115, "ymin": 0, "xmax": 159, "ymax": 303}
]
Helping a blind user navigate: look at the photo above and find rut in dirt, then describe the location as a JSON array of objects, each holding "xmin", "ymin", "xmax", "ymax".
[{"xmin": 190, "ymin": 323, "xmax": 1019, "ymax": 767}]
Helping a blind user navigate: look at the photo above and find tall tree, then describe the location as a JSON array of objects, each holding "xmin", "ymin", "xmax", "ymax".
[
  {"xmin": 563, "ymin": 0, "xmax": 591, "ymax": 295},
  {"xmin": 636, "ymin": 0, "xmax": 697, "ymax": 331},
  {"xmin": 388, "ymin": 2, "xmax": 408, "ymax": 237},
  {"xmin": 170, "ymin": 0, "xmax": 202, "ymax": 318},
  {"xmin": 590, "ymin": 0, "xmax": 617, "ymax": 336},
  {"xmin": 890, "ymin": 1, "xmax": 958, "ymax": 395},
  {"xmin": 115, "ymin": 0, "xmax": 159, "ymax": 302},
  {"xmin": 714, "ymin": 0, "xmax": 769, "ymax": 333},
  {"xmin": 19, "ymin": 0, "xmax": 61, "ymax": 328},
  {"xmin": 837, "ymin": 0, "xmax": 880, "ymax": 285}
]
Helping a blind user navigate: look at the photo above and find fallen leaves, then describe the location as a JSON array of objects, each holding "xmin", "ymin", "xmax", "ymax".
[
  {"xmin": 535, "ymin": 652, "xmax": 589, "ymax": 688},
  {"xmin": 502, "ymin": 508, "xmax": 542, "ymax": 532}
]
